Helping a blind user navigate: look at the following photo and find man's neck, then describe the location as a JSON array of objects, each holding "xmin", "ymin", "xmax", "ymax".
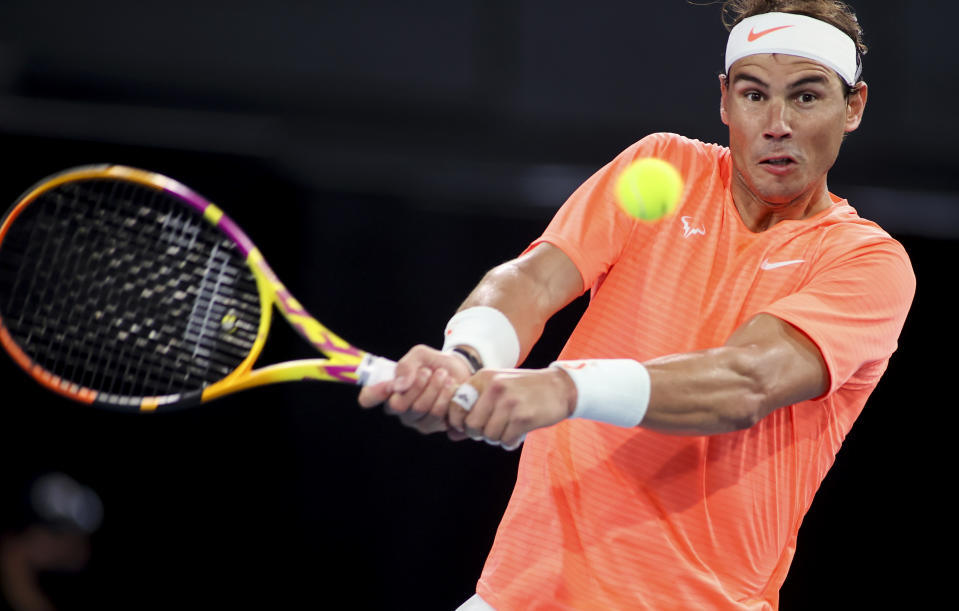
[{"xmin": 730, "ymin": 171, "xmax": 833, "ymax": 232}]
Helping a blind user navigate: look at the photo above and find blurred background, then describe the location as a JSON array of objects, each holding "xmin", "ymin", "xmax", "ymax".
[{"xmin": 0, "ymin": 1, "xmax": 953, "ymax": 609}]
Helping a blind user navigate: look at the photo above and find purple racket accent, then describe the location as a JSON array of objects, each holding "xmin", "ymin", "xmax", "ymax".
[
  {"xmin": 276, "ymin": 287, "xmax": 306, "ymax": 315},
  {"xmin": 246, "ymin": 243, "xmax": 362, "ymax": 358},
  {"xmin": 162, "ymin": 182, "xmax": 208, "ymax": 214},
  {"xmin": 161, "ymin": 181, "xmax": 255, "ymax": 256},
  {"xmin": 320, "ymin": 364, "xmax": 361, "ymax": 383},
  {"xmin": 302, "ymin": 324, "xmax": 363, "ymax": 357},
  {"xmin": 215, "ymin": 214, "xmax": 255, "ymax": 257}
]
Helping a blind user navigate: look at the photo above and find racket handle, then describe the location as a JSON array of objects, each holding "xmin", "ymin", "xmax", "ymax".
[
  {"xmin": 452, "ymin": 383, "xmax": 479, "ymax": 411},
  {"xmin": 357, "ymin": 355, "xmax": 397, "ymax": 386}
]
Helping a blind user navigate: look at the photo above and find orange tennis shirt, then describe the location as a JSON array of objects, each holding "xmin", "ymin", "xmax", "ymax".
[{"xmin": 475, "ymin": 133, "xmax": 915, "ymax": 610}]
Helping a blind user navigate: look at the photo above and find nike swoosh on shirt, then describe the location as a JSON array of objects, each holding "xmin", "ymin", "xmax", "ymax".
[
  {"xmin": 761, "ymin": 259, "xmax": 805, "ymax": 270},
  {"xmin": 747, "ymin": 25, "xmax": 794, "ymax": 41}
]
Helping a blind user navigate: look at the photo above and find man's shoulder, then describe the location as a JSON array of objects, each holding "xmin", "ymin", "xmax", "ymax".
[
  {"xmin": 811, "ymin": 204, "xmax": 913, "ymax": 273},
  {"xmin": 625, "ymin": 133, "xmax": 729, "ymax": 182},
  {"xmin": 818, "ymin": 202, "xmax": 901, "ymax": 246},
  {"xmin": 633, "ymin": 132, "xmax": 727, "ymax": 157}
]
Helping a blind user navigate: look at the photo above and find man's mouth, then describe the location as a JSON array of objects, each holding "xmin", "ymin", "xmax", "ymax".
[{"xmin": 760, "ymin": 156, "xmax": 796, "ymax": 166}]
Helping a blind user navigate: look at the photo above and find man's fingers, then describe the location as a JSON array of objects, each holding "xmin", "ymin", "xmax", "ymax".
[
  {"xmin": 481, "ymin": 401, "xmax": 512, "ymax": 445},
  {"xmin": 452, "ymin": 370, "xmax": 552, "ymax": 451},
  {"xmin": 429, "ymin": 375, "xmax": 460, "ymax": 421},
  {"xmin": 462, "ymin": 382, "xmax": 497, "ymax": 441},
  {"xmin": 501, "ymin": 433, "xmax": 527, "ymax": 451},
  {"xmin": 446, "ymin": 429, "xmax": 470, "ymax": 442},
  {"xmin": 397, "ymin": 410, "xmax": 447, "ymax": 434},
  {"xmin": 391, "ymin": 374, "xmax": 414, "ymax": 394},
  {"xmin": 358, "ymin": 380, "xmax": 392, "ymax": 409},
  {"xmin": 409, "ymin": 368, "xmax": 446, "ymax": 418},
  {"xmin": 388, "ymin": 367, "xmax": 432, "ymax": 414},
  {"xmin": 386, "ymin": 344, "xmax": 441, "ymax": 403},
  {"xmin": 393, "ymin": 368, "xmax": 464, "ymax": 434}
]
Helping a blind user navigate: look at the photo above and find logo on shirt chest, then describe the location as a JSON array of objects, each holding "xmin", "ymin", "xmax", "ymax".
[
  {"xmin": 681, "ymin": 216, "xmax": 706, "ymax": 238},
  {"xmin": 760, "ymin": 258, "xmax": 805, "ymax": 270}
]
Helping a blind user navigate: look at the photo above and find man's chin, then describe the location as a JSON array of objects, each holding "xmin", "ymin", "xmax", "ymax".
[
  {"xmin": 755, "ymin": 191, "xmax": 799, "ymax": 206},
  {"xmin": 749, "ymin": 177, "xmax": 811, "ymax": 206}
]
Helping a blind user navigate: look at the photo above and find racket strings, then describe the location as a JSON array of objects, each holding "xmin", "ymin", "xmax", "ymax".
[
  {"xmin": 60, "ymin": 180, "xmax": 129, "ymax": 393},
  {"xmin": 0, "ymin": 178, "xmax": 262, "ymax": 399},
  {"xmin": 5, "ymin": 189, "xmax": 73, "ymax": 327}
]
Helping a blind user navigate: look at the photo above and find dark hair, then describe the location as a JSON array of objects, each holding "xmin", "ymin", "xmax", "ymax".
[{"xmin": 721, "ymin": 0, "xmax": 866, "ymax": 92}]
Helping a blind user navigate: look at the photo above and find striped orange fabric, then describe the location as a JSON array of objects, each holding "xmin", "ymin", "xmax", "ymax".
[{"xmin": 476, "ymin": 133, "xmax": 915, "ymax": 610}]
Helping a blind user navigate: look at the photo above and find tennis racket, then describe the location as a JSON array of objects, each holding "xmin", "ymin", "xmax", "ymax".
[{"xmin": 0, "ymin": 165, "xmax": 397, "ymax": 412}]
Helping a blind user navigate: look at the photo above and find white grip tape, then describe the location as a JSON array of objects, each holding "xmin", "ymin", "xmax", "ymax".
[
  {"xmin": 550, "ymin": 359, "xmax": 651, "ymax": 428},
  {"xmin": 442, "ymin": 306, "xmax": 521, "ymax": 370},
  {"xmin": 485, "ymin": 434, "xmax": 526, "ymax": 451},
  {"xmin": 451, "ymin": 383, "xmax": 479, "ymax": 411},
  {"xmin": 356, "ymin": 355, "xmax": 397, "ymax": 387},
  {"xmin": 500, "ymin": 433, "xmax": 526, "ymax": 451}
]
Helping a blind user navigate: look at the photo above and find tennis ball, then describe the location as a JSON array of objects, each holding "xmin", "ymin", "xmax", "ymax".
[{"xmin": 614, "ymin": 157, "xmax": 684, "ymax": 221}]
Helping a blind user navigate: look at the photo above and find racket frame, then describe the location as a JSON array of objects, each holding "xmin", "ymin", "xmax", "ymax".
[{"xmin": 0, "ymin": 165, "xmax": 390, "ymax": 412}]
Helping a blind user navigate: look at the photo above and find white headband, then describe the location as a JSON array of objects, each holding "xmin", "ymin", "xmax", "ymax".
[{"xmin": 725, "ymin": 12, "xmax": 861, "ymax": 86}]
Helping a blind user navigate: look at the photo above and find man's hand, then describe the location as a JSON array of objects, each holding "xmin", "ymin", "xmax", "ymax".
[
  {"xmin": 358, "ymin": 344, "xmax": 473, "ymax": 438},
  {"xmin": 448, "ymin": 367, "xmax": 577, "ymax": 448}
]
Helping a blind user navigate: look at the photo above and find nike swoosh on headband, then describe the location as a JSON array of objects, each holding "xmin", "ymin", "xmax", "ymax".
[{"xmin": 747, "ymin": 25, "xmax": 795, "ymax": 42}]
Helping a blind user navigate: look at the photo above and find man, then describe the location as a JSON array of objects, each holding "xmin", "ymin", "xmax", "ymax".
[{"xmin": 359, "ymin": 1, "xmax": 915, "ymax": 608}]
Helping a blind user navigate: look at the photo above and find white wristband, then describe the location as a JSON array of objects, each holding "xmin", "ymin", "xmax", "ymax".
[
  {"xmin": 550, "ymin": 359, "xmax": 651, "ymax": 428},
  {"xmin": 442, "ymin": 306, "xmax": 521, "ymax": 369}
]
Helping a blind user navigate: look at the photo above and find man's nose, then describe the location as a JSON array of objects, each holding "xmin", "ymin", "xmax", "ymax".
[{"xmin": 763, "ymin": 98, "xmax": 792, "ymax": 140}]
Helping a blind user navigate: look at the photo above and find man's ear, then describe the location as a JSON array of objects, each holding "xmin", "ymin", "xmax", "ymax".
[
  {"xmin": 844, "ymin": 81, "xmax": 868, "ymax": 133},
  {"xmin": 719, "ymin": 74, "xmax": 729, "ymax": 126}
]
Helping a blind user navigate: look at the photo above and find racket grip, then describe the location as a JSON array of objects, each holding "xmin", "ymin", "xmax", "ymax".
[
  {"xmin": 451, "ymin": 383, "xmax": 479, "ymax": 411},
  {"xmin": 357, "ymin": 354, "xmax": 397, "ymax": 386}
]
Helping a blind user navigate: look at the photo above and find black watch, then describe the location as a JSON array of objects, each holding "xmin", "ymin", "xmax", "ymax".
[{"xmin": 450, "ymin": 346, "xmax": 483, "ymax": 374}]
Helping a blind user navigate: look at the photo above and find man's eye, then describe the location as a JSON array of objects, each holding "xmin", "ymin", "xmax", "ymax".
[
  {"xmin": 798, "ymin": 93, "xmax": 817, "ymax": 103},
  {"xmin": 745, "ymin": 92, "xmax": 763, "ymax": 102}
]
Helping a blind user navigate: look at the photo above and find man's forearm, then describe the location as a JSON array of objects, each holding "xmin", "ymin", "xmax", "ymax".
[
  {"xmin": 550, "ymin": 314, "xmax": 829, "ymax": 436},
  {"xmin": 454, "ymin": 244, "xmax": 584, "ymax": 366},
  {"xmin": 456, "ymin": 262, "xmax": 552, "ymax": 364},
  {"xmin": 641, "ymin": 347, "xmax": 768, "ymax": 435}
]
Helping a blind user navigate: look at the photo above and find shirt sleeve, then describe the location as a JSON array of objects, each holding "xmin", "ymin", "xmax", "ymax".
[
  {"xmin": 524, "ymin": 133, "xmax": 683, "ymax": 293},
  {"xmin": 760, "ymin": 233, "xmax": 916, "ymax": 394}
]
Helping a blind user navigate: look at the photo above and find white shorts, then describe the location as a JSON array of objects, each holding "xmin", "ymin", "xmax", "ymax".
[{"xmin": 456, "ymin": 593, "xmax": 497, "ymax": 610}]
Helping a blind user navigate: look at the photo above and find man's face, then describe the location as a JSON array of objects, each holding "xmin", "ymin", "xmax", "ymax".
[{"xmin": 720, "ymin": 53, "xmax": 866, "ymax": 205}]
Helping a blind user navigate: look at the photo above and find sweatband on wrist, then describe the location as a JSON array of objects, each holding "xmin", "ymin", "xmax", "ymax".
[
  {"xmin": 442, "ymin": 306, "xmax": 521, "ymax": 369},
  {"xmin": 550, "ymin": 359, "xmax": 651, "ymax": 428},
  {"xmin": 725, "ymin": 12, "xmax": 861, "ymax": 86}
]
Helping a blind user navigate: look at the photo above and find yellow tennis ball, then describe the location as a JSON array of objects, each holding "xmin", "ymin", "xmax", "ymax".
[{"xmin": 614, "ymin": 157, "xmax": 684, "ymax": 221}]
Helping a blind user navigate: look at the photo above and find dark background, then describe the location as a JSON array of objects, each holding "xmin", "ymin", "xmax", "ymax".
[{"xmin": 0, "ymin": 1, "xmax": 953, "ymax": 609}]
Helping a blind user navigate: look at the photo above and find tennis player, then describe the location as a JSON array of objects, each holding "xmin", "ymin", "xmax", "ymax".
[{"xmin": 359, "ymin": 0, "xmax": 915, "ymax": 608}]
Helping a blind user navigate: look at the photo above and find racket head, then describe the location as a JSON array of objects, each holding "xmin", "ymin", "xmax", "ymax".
[{"xmin": 0, "ymin": 165, "xmax": 274, "ymax": 411}]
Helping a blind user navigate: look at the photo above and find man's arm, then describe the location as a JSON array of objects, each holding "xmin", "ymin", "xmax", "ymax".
[
  {"xmin": 640, "ymin": 313, "xmax": 828, "ymax": 434},
  {"xmin": 356, "ymin": 243, "xmax": 584, "ymax": 434},
  {"xmin": 449, "ymin": 313, "xmax": 829, "ymax": 445},
  {"xmin": 453, "ymin": 243, "xmax": 584, "ymax": 364}
]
